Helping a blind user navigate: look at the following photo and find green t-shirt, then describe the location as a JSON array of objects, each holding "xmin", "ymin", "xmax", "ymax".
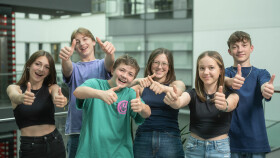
[{"xmin": 75, "ymin": 78, "xmax": 145, "ymax": 158}]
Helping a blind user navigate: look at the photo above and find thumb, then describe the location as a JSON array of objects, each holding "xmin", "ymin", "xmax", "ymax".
[
  {"xmin": 173, "ymin": 85, "xmax": 178, "ymax": 94},
  {"xmin": 237, "ymin": 64, "xmax": 242, "ymax": 76},
  {"xmin": 111, "ymin": 85, "xmax": 121, "ymax": 92},
  {"xmin": 269, "ymin": 74, "xmax": 275, "ymax": 84},
  {"xmin": 136, "ymin": 89, "xmax": 140, "ymax": 99},
  {"xmin": 27, "ymin": 82, "xmax": 31, "ymax": 92},
  {"xmin": 58, "ymin": 88, "xmax": 62, "ymax": 96},
  {"xmin": 218, "ymin": 86, "xmax": 223, "ymax": 93},
  {"xmin": 96, "ymin": 37, "xmax": 103, "ymax": 46},
  {"xmin": 150, "ymin": 73, "xmax": 156, "ymax": 79},
  {"xmin": 148, "ymin": 75, "xmax": 154, "ymax": 83},
  {"xmin": 71, "ymin": 39, "xmax": 76, "ymax": 52}
]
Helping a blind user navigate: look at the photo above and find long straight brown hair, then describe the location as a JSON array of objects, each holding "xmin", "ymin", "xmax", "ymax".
[
  {"xmin": 195, "ymin": 51, "xmax": 225, "ymax": 102},
  {"xmin": 144, "ymin": 48, "xmax": 176, "ymax": 85},
  {"xmin": 17, "ymin": 50, "xmax": 57, "ymax": 87}
]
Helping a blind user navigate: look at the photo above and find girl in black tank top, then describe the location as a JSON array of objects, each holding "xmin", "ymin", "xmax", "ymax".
[
  {"xmin": 7, "ymin": 50, "xmax": 67, "ymax": 158},
  {"xmin": 164, "ymin": 51, "xmax": 239, "ymax": 158}
]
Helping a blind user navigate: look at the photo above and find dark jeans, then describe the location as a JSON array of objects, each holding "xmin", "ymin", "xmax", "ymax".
[
  {"xmin": 66, "ymin": 134, "xmax": 80, "ymax": 158},
  {"xmin": 133, "ymin": 131, "xmax": 185, "ymax": 158},
  {"xmin": 19, "ymin": 128, "xmax": 66, "ymax": 158},
  {"xmin": 231, "ymin": 152, "xmax": 265, "ymax": 158}
]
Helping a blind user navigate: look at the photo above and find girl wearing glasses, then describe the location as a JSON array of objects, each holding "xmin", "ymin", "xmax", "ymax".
[{"xmin": 132, "ymin": 48, "xmax": 186, "ymax": 158}]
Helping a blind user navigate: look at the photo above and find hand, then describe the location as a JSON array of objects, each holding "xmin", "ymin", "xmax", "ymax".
[
  {"xmin": 101, "ymin": 86, "xmax": 120, "ymax": 105},
  {"xmin": 262, "ymin": 75, "xmax": 275, "ymax": 99},
  {"xmin": 232, "ymin": 64, "xmax": 245, "ymax": 89},
  {"xmin": 214, "ymin": 86, "xmax": 227, "ymax": 111},
  {"xmin": 149, "ymin": 76, "xmax": 166, "ymax": 95},
  {"xmin": 138, "ymin": 73, "xmax": 156, "ymax": 88},
  {"xmin": 59, "ymin": 39, "xmax": 76, "ymax": 61},
  {"xmin": 131, "ymin": 89, "xmax": 145, "ymax": 113},
  {"xmin": 22, "ymin": 82, "xmax": 35, "ymax": 105},
  {"xmin": 164, "ymin": 85, "xmax": 180, "ymax": 107},
  {"xmin": 96, "ymin": 37, "xmax": 115, "ymax": 55},
  {"xmin": 53, "ymin": 88, "xmax": 68, "ymax": 108}
]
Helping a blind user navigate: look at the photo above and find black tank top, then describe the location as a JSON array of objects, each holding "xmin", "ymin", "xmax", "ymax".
[
  {"xmin": 13, "ymin": 84, "xmax": 55, "ymax": 129},
  {"xmin": 187, "ymin": 88, "xmax": 236, "ymax": 139}
]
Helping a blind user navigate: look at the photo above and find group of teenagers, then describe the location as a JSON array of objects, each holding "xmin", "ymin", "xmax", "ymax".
[{"xmin": 6, "ymin": 27, "xmax": 276, "ymax": 158}]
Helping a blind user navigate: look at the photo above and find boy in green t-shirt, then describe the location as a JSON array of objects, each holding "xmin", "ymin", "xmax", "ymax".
[{"xmin": 73, "ymin": 55, "xmax": 151, "ymax": 158}]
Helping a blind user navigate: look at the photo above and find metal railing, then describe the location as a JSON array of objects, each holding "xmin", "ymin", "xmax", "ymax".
[{"xmin": 0, "ymin": 111, "xmax": 68, "ymax": 123}]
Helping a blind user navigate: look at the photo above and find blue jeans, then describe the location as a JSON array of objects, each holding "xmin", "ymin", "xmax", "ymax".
[
  {"xmin": 66, "ymin": 134, "xmax": 79, "ymax": 158},
  {"xmin": 19, "ymin": 128, "xmax": 65, "ymax": 158},
  {"xmin": 133, "ymin": 131, "xmax": 184, "ymax": 158},
  {"xmin": 231, "ymin": 152, "xmax": 265, "ymax": 158},
  {"xmin": 185, "ymin": 135, "xmax": 230, "ymax": 158}
]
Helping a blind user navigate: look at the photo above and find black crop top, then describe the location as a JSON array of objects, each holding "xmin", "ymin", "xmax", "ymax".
[
  {"xmin": 13, "ymin": 84, "xmax": 55, "ymax": 129},
  {"xmin": 187, "ymin": 88, "xmax": 237, "ymax": 139}
]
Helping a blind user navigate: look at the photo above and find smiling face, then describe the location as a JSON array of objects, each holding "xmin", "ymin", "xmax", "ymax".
[
  {"xmin": 29, "ymin": 56, "xmax": 50, "ymax": 85},
  {"xmin": 74, "ymin": 33, "xmax": 96, "ymax": 59},
  {"xmin": 228, "ymin": 40, "xmax": 253, "ymax": 66},
  {"xmin": 151, "ymin": 54, "xmax": 169, "ymax": 83},
  {"xmin": 198, "ymin": 56, "xmax": 221, "ymax": 88},
  {"xmin": 110, "ymin": 63, "xmax": 136, "ymax": 88}
]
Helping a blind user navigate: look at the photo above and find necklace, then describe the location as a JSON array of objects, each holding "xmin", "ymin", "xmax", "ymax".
[
  {"xmin": 205, "ymin": 92, "xmax": 214, "ymax": 100},
  {"xmin": 231, "ymin": 66, "xmax": 253, "ymax": 79},
  {"xmin": 31, "ymin": 87, "xmax": 42, "ymax": 97}
]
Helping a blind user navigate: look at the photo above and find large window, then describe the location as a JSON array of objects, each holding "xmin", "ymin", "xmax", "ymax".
[{"xmin": 106, "ymin": 0, "xmax": 193, "ymax": 86}]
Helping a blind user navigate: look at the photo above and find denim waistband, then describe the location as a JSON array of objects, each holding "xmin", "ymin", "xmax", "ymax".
[
  {"xmin": 136, "ymin": 130, "xmax": 181, "ymax": 137},
  {"xmin": 20, "ymin": 128, "xmax": 60, "ymax": 143},
  {"xmin": 189, "ymin": 135, "xmax": 229, "ymax": 146}
]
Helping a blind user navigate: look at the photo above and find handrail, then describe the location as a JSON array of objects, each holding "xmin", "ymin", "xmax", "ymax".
[
  {"xmin": 271, "ymin": 146, "xmax": 280, "ymax": 152},
  {"xmin": 0, "ymin": 111, "xmax": 68, "ymax": 123},
  {"xmin": 266, "ymin": 120, "xmax": 280, "ymax": 129}
]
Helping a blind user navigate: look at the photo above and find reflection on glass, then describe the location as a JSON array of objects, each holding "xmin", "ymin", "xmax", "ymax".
[
  {"xmin": 107, "ymin": 35, "xmax": 144, "ymax": 51},
  {"xmin": 148, "ymin": 33, "xmax": 192, "ymax": 51}
]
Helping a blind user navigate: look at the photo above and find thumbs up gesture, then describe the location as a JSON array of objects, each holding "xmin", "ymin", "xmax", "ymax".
[
  {"xmin": 22, "ymin": 82, "xmax": 35, "ymax": 105},
  {"xmin": 164, "ymin": 85, "xmax": 180, "ymax": 108},
  {"xmin": 101, "ymin": 86, "xmax": 120, "ymax": 105},
  {"xmin": 96, "ymin": 37, "xmax": 115, "ymax": 55},
  {"xmin": 53, "ymin": 88, "xmax": 68, "ymax": 108},
  {"xmin": 59, "ymin": 39, "xmax": 76, "ymax": 61},
  {"xmin": 131, "ymin": 89, "xmax": 144, "ymax": 113},
  {"xmin": 232, "ymin": 64, "xmax": 245, "ymax": 90},
  {"xmin": 214, "ymin": 86, "xmax": 227, "ymax": 111},
  {"xmin": 262, "ymin": 75, "xmax": 275, "ymax": 99}
]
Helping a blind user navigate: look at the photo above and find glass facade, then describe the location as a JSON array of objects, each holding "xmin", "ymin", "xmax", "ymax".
[{"xmin": 106, "ymin": 0, "xmax": 193, "ymax": 87}]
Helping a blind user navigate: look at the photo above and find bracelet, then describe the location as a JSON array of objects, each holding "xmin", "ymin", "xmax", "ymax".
[{"xmin": 223, "ymin": 100, "xmax": 229, "ymax": 112}]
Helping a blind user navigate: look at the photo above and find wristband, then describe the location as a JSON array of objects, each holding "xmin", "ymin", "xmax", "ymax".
[{"xmin": 223, "ymin": 100, "xmax": 229, "ymax": 112}]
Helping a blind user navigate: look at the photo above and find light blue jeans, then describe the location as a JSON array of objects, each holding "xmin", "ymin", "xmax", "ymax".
[{"xmin": 185, "ymin": 135, "xmax": 230, "ymax": 158}]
